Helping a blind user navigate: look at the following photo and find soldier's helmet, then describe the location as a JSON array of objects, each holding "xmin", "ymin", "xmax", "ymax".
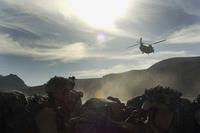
[
  {"xmin": 142, "ymin": 86, "xmax": 182, "ymax": 111},
  {"xmin": 45, "ymin": 76, "xmax": 75, "ymax": 93}
]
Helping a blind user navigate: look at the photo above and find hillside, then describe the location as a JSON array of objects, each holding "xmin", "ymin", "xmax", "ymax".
[
  {"xmin": 1, "ymin": 56, "xmax": 200, "ymax": 101},
  {"xmin": 0, "ymin": 74, "xmax": 27, "ymax": 90},
  {"xmin": 74, "ymin": 56, "xmax": 200, "ymax": 101}
]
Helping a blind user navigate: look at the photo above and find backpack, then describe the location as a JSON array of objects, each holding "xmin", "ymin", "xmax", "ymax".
[{"xmin": 69, "ymin": 98, "xmax": 126, "ymax": 133}]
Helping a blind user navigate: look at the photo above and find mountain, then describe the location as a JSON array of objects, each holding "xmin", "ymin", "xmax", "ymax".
[
  {"xmin": 0, "ymin": 74, "xmax": 27, "ymax": 90},
  {"xmin": 1, "ymin": 56, "xmax": 200, "ymax": 101},
  {"xmin": 75, "ymin": 56, "xmax": 200, "ymax": 101}
]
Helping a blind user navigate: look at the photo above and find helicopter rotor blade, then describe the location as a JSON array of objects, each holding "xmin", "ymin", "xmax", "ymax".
[
  {"xmin": 127, "ymin": 44, "xmax": 139, "ymax": 48},
  {"xmin": 143, "ymin": 42, "xmax": 149, "ymax": 44},
  {"xmin": 151, "ymin": 39, "xmax": 167, "ymax": 45}
]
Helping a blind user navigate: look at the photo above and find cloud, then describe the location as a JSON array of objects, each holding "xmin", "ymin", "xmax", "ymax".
[
  {"xmin": 0, "ymin": 0, "xmax": 101, "ymax": 45},
  {"xmin": 0, "ymin": 33, "xmax": 103, "ymax": 62},
  {"xmin": 167, "ymin": 24, "xmax": 200, "ymax": 44},
  {"xmin": 174, "ymin": 0, "xmax": 200, "ymax": 17},
  {"xmin": 1, "ymin": 0, "xmax": 131, "ymax": 38},
  {"xmin": 2, "ymin": 0, "xmax": 70, "ymax": 16},
  {"xmin": 115, "ymin": 0, "xmax": 200, "ymax": 40}
]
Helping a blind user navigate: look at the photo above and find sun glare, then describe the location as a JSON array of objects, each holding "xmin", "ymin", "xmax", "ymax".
[
  {"xmin": 68, "ymin": 0, "xmax": 129, "ymax": 29},
  {"xmin": 97, "ymin": 33, "xmax": 106, "ymax": 43}
]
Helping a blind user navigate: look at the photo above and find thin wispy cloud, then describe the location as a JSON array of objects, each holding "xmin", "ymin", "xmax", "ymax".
[
  {"xmin": 0, "ymin": 33, "xmax": 103, "ymax": 62},
  {"xmin": 174, "ymin": 0, "xmax": 200, "ymax": 17},
  {"xmin": 3, "ymin": 0, "xmax": 70, "ymax": 16},
  {"xmin": 167, "ymin": 24, "xmax": 200, "ymax": 44}
]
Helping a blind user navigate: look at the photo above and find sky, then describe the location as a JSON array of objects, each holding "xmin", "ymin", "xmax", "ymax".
[{"xmin": 0, "ymin": 0, "xmax": 200, "ymax": 86}]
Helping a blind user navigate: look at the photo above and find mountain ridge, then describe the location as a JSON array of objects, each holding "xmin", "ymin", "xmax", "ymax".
[
  {"xmin": 0, "ymin": 74, "xmax": 27, "ymax": 90},
  {"xmin": 0, "ymin": 56, "xmax": 200, "ymax": 101}
]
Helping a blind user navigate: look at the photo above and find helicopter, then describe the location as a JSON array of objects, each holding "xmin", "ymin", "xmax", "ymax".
[{"xmin": 128, "ymin": 37, "xmax": 166, "ymax": 54}]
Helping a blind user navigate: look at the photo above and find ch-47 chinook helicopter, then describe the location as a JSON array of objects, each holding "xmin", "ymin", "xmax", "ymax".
[{"xmin": 128, "ymin": 37, "xmax": 166, "ymax": 54}]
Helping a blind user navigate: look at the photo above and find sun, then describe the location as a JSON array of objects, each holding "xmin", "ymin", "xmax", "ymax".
[{"xmin": 68, "ymin": 0, "xmax": 129, "ymax": 29}]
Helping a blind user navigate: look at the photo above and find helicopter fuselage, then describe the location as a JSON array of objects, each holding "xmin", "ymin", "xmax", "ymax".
[{"xmin": 139, "ymin": 44, "xmax": 154, "ymax": 54}]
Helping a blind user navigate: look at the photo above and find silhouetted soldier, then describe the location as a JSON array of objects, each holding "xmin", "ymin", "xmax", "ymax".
[
  {"xmin": 125, "ymin": 86, "xmax": 182, "ymax": 133},
  {"xmin": 142, "ymin": 101, "xmax": 174, "ymax": 133},
  {"xmin": 35, "ymin": 76, "xmax": 83, "ymax": 133},
  {"xmin": 194, "ymin": 109, "xmax": 200, "ymax": 131}
]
